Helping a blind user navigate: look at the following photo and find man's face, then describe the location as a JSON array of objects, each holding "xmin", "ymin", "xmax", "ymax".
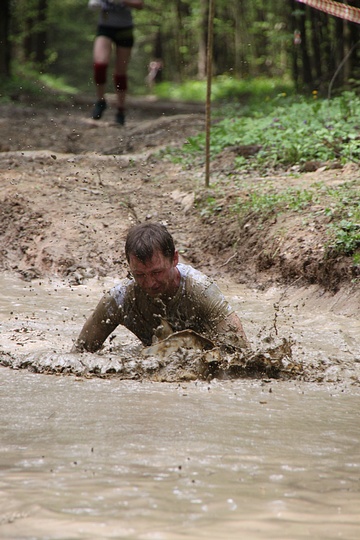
[{"xmin": 129, "ymin": 250, "xmax": 180, "ymax": 298}]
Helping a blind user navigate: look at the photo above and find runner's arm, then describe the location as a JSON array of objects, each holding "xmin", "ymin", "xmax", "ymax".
[{"xmin": 71, "ymin": 294, "xmax": 120, "ymax": 353}]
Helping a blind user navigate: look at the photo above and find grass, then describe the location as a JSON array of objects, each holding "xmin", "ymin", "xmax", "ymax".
[
  {"xmin": 157, "ymin": 83, "xmax": 360, "ymax": 262},
  {"xmin": 196, "ymin": 179, "xmax": 360, "ymax": 262},
  {"xmin": 245, "ymin": 182, "xmax": 359, "ymax": 256},
  {"xmin": 322, "ymin": 183, "xmax": 360, "ymax": 257},
  {"xmin": 0, "ymin": 63, "xmax": 78, "ymax": 103},
  {"xmin": 166, "ymin": 91, "xmax": 360, "ymax": 171},
  {"xmin": 153, "ymin": 76, "xmax": 294, "ymax": 104}
]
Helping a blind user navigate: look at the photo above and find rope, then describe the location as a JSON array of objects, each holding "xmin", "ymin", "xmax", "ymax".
[{"xmin": 296, "ymin": 0, "xmax": 360, "ymax": 23}]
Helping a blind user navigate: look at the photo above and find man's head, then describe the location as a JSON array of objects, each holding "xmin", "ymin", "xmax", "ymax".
[
  {"xmin": 125, "ymin": 222, "xmax": 180, "ymax": 297},
  {"xmin": 125, "ymin": 222, "xmax": 175, "ymax": 263}
]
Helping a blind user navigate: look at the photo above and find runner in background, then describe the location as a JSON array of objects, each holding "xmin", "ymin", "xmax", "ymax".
[
  {"xmin": 146, "ymin": 59, "xmax": 163, "ymax": 91},
  {"xmin": 88, "ymin": 0, "xmax": 144, "ymax": 125}
]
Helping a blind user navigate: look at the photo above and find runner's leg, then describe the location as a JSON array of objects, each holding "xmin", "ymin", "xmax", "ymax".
[
  {"xmin": 114, "ymin": 46, "xmax": 132, "ymax": 124},
  {"xmin": 92, "ymin": 36, "xmax": 112, "ymax": 119}
]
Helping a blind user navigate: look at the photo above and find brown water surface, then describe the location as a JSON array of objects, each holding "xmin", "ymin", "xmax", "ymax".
[{"xmin": 0, "ymin": 274, "xmax": 359, "ymax": 539}]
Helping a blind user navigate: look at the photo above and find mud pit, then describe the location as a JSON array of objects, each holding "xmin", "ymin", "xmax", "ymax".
[{"xmin": 0, "ymin": 95, "xmax": 359, "ymax": 384}]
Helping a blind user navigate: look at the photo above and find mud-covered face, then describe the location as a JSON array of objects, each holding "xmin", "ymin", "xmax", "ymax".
[{"xmin": 129, "ymin": 250, "xmax": 180, "ymax": 297}]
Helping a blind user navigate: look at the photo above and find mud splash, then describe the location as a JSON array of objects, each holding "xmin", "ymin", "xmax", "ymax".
[
  {"xmin": 0, "ymin": 273, "xmax": 359, "ymax": 385},
  {"xmin": 0, "ymin": 335, "xmax": 297, "ymax": 382}
]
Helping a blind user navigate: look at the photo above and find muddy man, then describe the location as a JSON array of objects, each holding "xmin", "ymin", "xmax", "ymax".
[{"xmin": 72, "ymin": 222, "xmax": 250, "ymax": 353}]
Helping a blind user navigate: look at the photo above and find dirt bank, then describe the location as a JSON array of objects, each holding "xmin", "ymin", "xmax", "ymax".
[{"xmin": 0, "ymin": 94, "xmax": 359, "ymax": 317}]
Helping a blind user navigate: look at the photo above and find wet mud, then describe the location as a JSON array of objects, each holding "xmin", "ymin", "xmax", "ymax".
[
  {"xmin": 1, "ymin": 274, "xmax": 358, "ymax": 386},
  {"xmin": 0, "ymin": 96, "xmax": 359, "ymax": 386},
  {"xmin": 0, "ymin": 336, "xmax": 297, "ymax": 382}
]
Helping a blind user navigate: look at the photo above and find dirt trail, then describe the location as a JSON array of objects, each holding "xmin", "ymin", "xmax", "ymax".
[{"xmin": 0, "ymin": 95, "xmax": 359, "ymax": 317}]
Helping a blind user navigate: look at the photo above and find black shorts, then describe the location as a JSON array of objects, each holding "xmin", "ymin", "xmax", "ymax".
[{"xmin": 96, "ymin": 25, "xmax": 134, "ymax": 48}]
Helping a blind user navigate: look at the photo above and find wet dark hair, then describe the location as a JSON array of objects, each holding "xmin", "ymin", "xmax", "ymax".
[{"xmin": 125, "ymin": 222, "xmax": 176, "ymax": 263}]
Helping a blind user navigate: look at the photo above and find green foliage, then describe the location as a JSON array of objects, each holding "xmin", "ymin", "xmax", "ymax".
[
  {"xmin": 153, "ymin": 81, "xmax": 207, "ymax": 102},
  {"xmin": 328, "ymin": 220, "xmax": 360, "ymax": 257},
  {"xmin": 233, "ymin": 188, "xmax": 318, "ymax": 218},
  {"xmin": 3, "ymin": 0, "xmax": 360, "ymax": 96},
  {"xmin": 169, "ymin": 90, "xmax": 360, "ymax": 171},
  {"xmin": 322, "ymin": 182, "xmax": 360, "ymax": 258},
  {"xmin": 353, "ymin": 252, "xmax": 360, "ymax": 266},
  {"xmin": 153, "ymin": 76, "xmax": 294, "ymax": 103},
  {"xmin": 198, "ymin": 196, "xmax": 224, "ymax": 218},
  {"xmin": 46, "ymin": 0, "xmax": 98, "ymax": 92},
  {"xmin": 0, "ymin": 62, "xmax": 77, "ymax": 103},
  {"xmin": 212, "ymin": 76, "xmax": 294, "ymax": 103},
  {"xmin": 161, "ymin": 81, "xmax": 360, "ymax": 269},
  {"xmin": 230, "ymin": 181, "xmax": 360, "ymax": 259},
  {"xmin": 0, "ymin": 72, "xmax": 36, "ymax": 101}
]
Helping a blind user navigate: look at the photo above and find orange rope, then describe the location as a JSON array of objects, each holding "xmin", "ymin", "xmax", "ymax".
[{"xmin": 296, "ymin": 0, "xmax": 360, "ymax": 23}]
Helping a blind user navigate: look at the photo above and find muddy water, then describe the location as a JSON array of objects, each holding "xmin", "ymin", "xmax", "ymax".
[{"xmin": 1, "ymin": 274, "xmax": 359, "ymax": 539}]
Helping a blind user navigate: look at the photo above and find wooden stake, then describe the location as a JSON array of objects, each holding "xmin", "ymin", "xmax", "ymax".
[{"xmin": 205, "ymin": 0, "xmax": 215, "ymax": 187}]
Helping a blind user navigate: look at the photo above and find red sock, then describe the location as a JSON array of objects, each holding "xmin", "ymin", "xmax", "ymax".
[
  {"xmin": 94, "ymin": 63, "xmax": 107, "ymax": 85},
  {"xmin": 113, "ymin": 74, "xmax": 127, "ymax": 92}
]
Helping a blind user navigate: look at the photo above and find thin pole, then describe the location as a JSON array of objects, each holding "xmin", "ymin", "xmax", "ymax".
[{"xmin": 205, "ymin": 0, "xmax": 215, "ymax": 187}]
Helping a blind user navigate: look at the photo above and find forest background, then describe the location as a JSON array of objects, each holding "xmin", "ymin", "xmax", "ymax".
[{"xmin": 1, "ymin": 0, "xmax": 360, "ymax": 96}]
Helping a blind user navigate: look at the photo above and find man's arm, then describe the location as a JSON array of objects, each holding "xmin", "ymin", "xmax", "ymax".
[
  {"xmin": 215, "ymin": 311, "xmax": 250, "ymax": 350},
  {"xmin": 71, "ymin": 294, "xmax": 120, "ymax": 353},
  {"xmin": 191, "ymin": 277, "xmax": 250, "ymax": 349}
]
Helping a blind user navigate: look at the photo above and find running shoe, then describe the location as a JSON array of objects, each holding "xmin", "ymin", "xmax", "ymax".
[
  {"xmin": 115, "ymin": 110, "xmax": 125, "ymax": 125},
  {"xmin": 92, "ymin": 99, "xmax": 107, "ymax": 120}
]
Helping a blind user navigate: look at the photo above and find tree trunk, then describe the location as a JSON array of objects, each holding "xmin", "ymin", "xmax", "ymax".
[
  {"xmin": 34, "ymin": 0, "xmax": 48, "ymax": 66},
  {"xmin": 197, "ymin": 0, "xmax": 208, "ymax": 79},
  {"xmin": 332, "ymin": 17, "xmax": 345, "ymax": 88},
  {"xmin": 310, "ymin": 10, "xmax": 322, "ymax": 85},
  {"xmin": 290, "ymin": 0, "xmax": 301, "ymax": 89},
  {"xmin": 23, "ymin": 16, "xmax": 35, "ymax": 61},
  {"xmin": 254, "ymin": 7, "xmax": 270, "ymax": 76},
  {"xmin": 298, "ymin": 5, "xmax": 313, "ymax": 87},
  {"xmin": 23, "ymin": 0, "xmax": 48, "ymax": 66},
  {"xmin": 0, "ymin": 0, "xmax": 11, "ymax": 77}
]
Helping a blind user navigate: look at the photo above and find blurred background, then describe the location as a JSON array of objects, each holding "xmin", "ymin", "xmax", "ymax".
[{"xmin": 1, "ymin": 0, "xmax": 360, "ymax": 101}]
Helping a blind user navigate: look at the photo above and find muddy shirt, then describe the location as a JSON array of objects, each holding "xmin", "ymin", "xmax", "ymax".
[
  {"xmin": 98, "ymin": 0, "xmax": 133, "ymax": 28},
  {"xmin": 103, "ymin": 263, "xmax": 234, "ymax": 345}
]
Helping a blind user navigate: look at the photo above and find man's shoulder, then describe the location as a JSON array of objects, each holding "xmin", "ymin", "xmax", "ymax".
[
  {"xmin": 177, "ymin": 263, "xmax": 212, "ymax": 288},
  {"xmin": 109, "ymin": 278, "xmax": 135, "ymax": 305},
  {"xmin": 177, "ymin": 263, "xmax": 232, "ymax": 317}
]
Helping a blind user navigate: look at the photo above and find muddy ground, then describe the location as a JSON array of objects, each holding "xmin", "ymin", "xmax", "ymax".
[{"xmin": 1, "ymin": 93, "xmax": 359, "ymax": 316}]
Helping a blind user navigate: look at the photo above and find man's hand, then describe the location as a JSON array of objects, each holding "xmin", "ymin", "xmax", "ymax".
[{"xmin": 216, "ymin": 312, "xmax": 250, "ymax": 350}]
